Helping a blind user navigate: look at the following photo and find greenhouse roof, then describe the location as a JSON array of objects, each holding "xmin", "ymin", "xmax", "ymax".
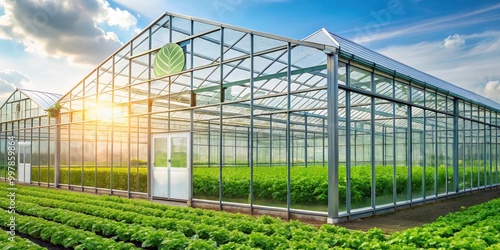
[
  {"xmin": 56, "ymin": 11, "xmax": 499, "ymax": 128},
  {"xmin": 304, "ymin": 28, "xmax": 500, "ymax": 111},
  {"xmin": 18, "ymin": 88, "xmax": 62, "ymax": 110}
]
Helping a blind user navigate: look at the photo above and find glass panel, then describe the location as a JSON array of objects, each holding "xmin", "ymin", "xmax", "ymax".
[
  {"xmin": 350, "ymin": 66, "xmax": 371, "ymax": 91},
  {"xmin": 154, "ymin": 138, "xmax": 168, "ymax": 168},
  {"xmin": 338, "ymin": 62, "xmax": 347, "ymax": 85},
  {"xmin": 60, "ymin": 124, "xmax": 69, "ymax": 185},
  {"xmin": 462, "ymin": 118, "xmax": 471, "ymax": 190},
  {"xmin": 411, "ymin": 106, "xmax": 424, "ymax": 200},
  {"xmin": 253, "ymin": 113, "xmax": 286, "ymax": 208},
  {"xmin": 350, "ymin": 93, "xmax": 372, "ymax": 209},
  {"xmin": 374, "ymin": 98, "xmax": 394, "ymax": 207},
  {"xmin": 424, "ymin": 110, "xmax": 436, "ymax": 198},
  {"xmin": 24, "ymin": 146, "xmax": 31, "ymax": 164},
  {"xmin": 472, "ymin": 121, "xmax": 480, "ymax": 189},
  {"xmin": 150, "ymin": 15, "xmax": 170, "ymax": 49},
  {"xmin": 19, "ymin": 147, "xmax": 25, "ymax": 164},
  {"xmin": 436, "ymin": 115, "xmax": 448, "ymax": 195},
  {"xmin": 221, "ymin": 116, "xmax": 250, "ymax": 204},
  {"xmin": 193, "ymin": 120, "xmax": 218, "ymax": 201},
  {"xmin": 374, "ymin": 74, "xmax": 393, "ymax": 97},
  {"xmin": 252, "ymin": 49, "xmax": 288, "ymax": 99},
  {"xmin": 83, "ymin": 122, "xmax": 94, "ymax": 190},
  {"xmin": 395, "ymin": 126, "xmax": 409, "ymax": 202},
  {"xmin": 411, "ymin": 86, "xmax": 424, "ymax": 106},
  {"xmin": 425, "ymin": 90, "xmax": 436, "ymax": 110},
  {"xmin": 170, "ymin": 136, "xmax": 187, "ymax": 168}
]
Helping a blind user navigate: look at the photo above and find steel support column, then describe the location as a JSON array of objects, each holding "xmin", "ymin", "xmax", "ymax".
[
  {"xmin": 484, "ymin": 111, "xmax": 487, "ymax": 189},
  {"xmin": 218, "ymin": 27, "xmax": 224, "ymax": 211},
  {"xmin": 249, "ymin": 34, "xmax": 255, "ymax": 214},
  {"xmin": 326, "ymin": 51, "xmax": 339, "ymax": 223},
  {"xmin": 407, "ymin": 105, "xmax": 413, "ymax": 201},
  {"xmin": 453, "ymin": 99, "xmax": 459, "ymax": 192},
  {"xmin": 286, "ymin": 43, "xmax": 292, "ymax": 220},
  {"xmin": 422, "ymin": 120, "xmax": 426, "ymax": 199},
  {"xmin": 392, "ymin": 103, "xmax": 397, "ymax": 204},
  {"xmin": 445, "ymin": 103, "xmax": 449, "ymax": 194},
  {"xmin": 434, "ymin": 111, "xmax": 438, "ymax": 197},
  {"xmin": 370, "ymin": 105, "xmax": 376, "ymax": 207},
  {"xmin": 188, "ymin": 20, "xmax": 194, "ymax": 206}
]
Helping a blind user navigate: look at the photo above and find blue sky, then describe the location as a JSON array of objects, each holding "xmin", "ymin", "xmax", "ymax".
[{"xmin": 0, "ymin": 0, "xmax": 499, "ymax": 103}]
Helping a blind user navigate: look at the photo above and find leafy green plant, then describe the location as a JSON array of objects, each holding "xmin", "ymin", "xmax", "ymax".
[
  {"xmin": 0, "ymin": 228, "xmax": 46, "ymax": 250},
  {"xmin": 46, "ymin": 103, "xmax": 64, "ymax": 118},
  {"xmin": 3, "ymin": 181, "xmax": 500, "ymax": 249},
  {"xmin": 0, "ymin": 209, "xmax": 139, "ymax": 249}
]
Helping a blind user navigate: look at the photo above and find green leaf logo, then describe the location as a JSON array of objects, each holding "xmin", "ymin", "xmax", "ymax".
[{"xmin": 154, "ymin": 43, "xmax": 185, "ymax": 78}]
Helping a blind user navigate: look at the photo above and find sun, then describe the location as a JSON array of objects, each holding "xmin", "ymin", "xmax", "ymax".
[{"xmin": 86, "ymin": 104, "xmax": 125, "ymax": 121}]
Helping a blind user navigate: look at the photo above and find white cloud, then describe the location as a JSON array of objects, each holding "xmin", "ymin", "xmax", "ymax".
[
  {"xmin": 0, "ymin": 52, "xmax": 91, "ymax": 104},
  {"xmin": 377, "ymin": 30, "xmax": 500, "ymax": 103},
  {"xmin": 111, "ymin": 0, "xmax": 171, "ymax": 21},
  {"xmin": 0, "ymin": 0, "xmax": 138, "ymax": 65},
  {"xmin": 352, "ymin": 3, "xmax": 500, "ymax": 44},
  {"xmin": 443, "ymin": 34, "xmax": 465, "ymax": 49},
  {"xmin": 0, "ymin": 70, "xmax": 32, "ymax": 100},
  {"xmin": 479, "ymin": 80, "xmax": 500, "ymax": 101},
  {"xmin": 0, "ymin": 70, "xmax": 31, "ymax": 88},
  {"xmin": 99, "ymin": 2, "xmax": 137, "ymax": 30}
]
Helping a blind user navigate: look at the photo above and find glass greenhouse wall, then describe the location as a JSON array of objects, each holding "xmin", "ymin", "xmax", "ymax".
[
  {"xmin": 1, "ymin": 12, "xmax": 499, "ymax": 221},
  {"xmin": 0, "ymin": 89, "xmax": 59, "ymax": 184}
]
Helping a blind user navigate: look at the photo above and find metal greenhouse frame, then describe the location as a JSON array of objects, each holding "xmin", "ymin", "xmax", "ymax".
[{"xmin": 1, "ymin": 12, "xmax": 499, "ymax": 223}]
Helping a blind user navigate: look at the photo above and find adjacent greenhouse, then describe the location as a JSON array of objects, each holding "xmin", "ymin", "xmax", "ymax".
[{"xmin": 1, "ymin": 12, "xmax": 499, "ymax": 222}]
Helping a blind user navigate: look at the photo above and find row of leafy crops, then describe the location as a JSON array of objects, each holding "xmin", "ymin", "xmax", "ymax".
[
  {"xmin": 30, "ymin": 165, "xmax": 495, "ymax": 206},
  {"xmin": 30, "ymin": 167, "xmax": 147, "ymax": 192},
  {"xmin": 0, "ymin": 228, "xmax": 46, "ymax": 250},
  {"xmin": 0, "ymin": 210, "xmax": 139, "ymax": 249},
  {"xmin": 0, "ymin": 182, "xmax": 386, "ymax": 249},
  {"xmin": 194, "ymin": 165, "xmax": 495, "ymax": 204},
  {"xmin": 2, "ymin": 182, "xmax": 500, "ymax": 249},
  {"xmin": 389, "ymin": 197, "xmax": 500, "ymax": 249}
]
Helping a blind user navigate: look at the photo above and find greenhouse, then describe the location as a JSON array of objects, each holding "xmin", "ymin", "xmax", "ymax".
[{"xmin": 1, "ymin": 12, "xmax": 499, "ymax": 223}]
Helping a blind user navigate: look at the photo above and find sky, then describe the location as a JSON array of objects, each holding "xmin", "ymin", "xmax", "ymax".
[{"xmin": 0, "ymin": 0, "xmax": 499, "ymax": 105}]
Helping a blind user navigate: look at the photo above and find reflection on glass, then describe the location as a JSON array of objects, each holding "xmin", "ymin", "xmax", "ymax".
[
  {"xmin": 154, "ymin": 138, "xmax": 167, "ymax": 168},
  {"xmin": 20, "ymin": 150, "xmax": 25, "ymax": 164},
  {"xmin": 24, "ymin": 146, "xmax": 31, "ymax": 164},
  {"xmin": 170, "ymin": 137, "xmax": 187, "ymax": 168}
]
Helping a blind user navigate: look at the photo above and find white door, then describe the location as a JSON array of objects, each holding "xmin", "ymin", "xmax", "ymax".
[
  {"xmin": 152, "ymin": 133, "xmax": 190, "ymax": 200},
  {"xmin": 18, "ymin": 142, "xmax": 31, "ymax": 183}
]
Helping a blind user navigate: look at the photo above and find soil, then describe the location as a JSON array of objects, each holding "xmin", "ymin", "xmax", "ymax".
[{"xmin": 338, "ymin": 187, "xmax": 500, "ymax": 234}]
